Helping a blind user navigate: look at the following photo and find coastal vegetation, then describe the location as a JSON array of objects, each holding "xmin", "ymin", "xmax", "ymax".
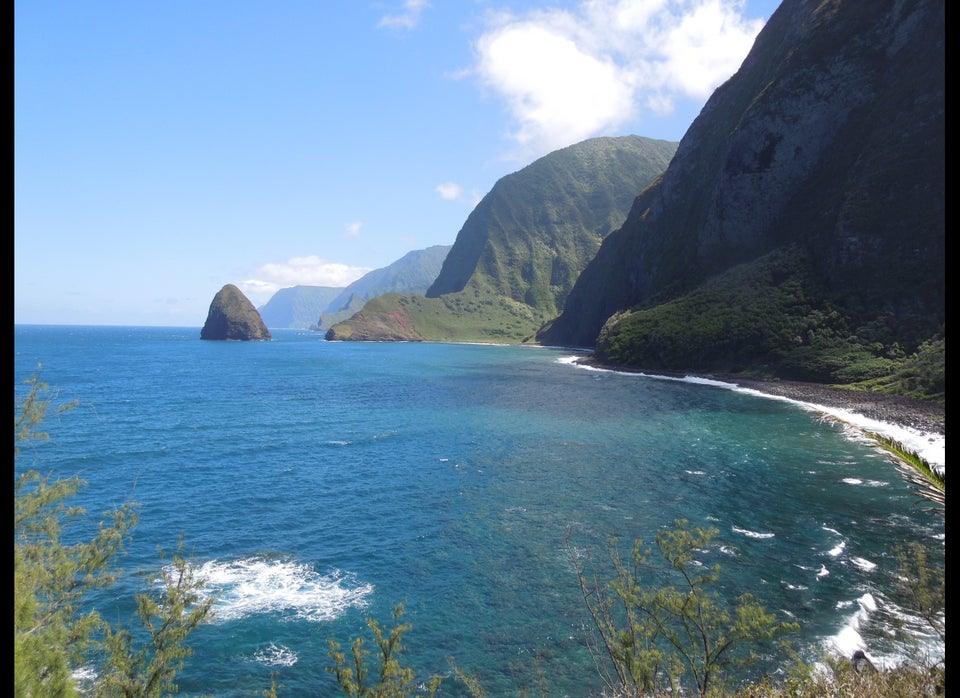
[
  {"xmin": 587, "ymin": 246, "xmax": 944, "ymax": 399},
  {"xmin": 568, "ymin": 521, "xmax": 799, "ymax": 697},
  {"xmin": 849, "ymin": 337, "xmax": 945, "ymax": 404},
  {"xmin": 326, "ymin": 604, "xmax": 443, "ymax": 697},
  {"xmin": 326, "ymin": 288, "xmax": 546, "ymax": 344},
  {"xmin": 866, "ymin": 433, "xmax": 945, "ymax": 507}
]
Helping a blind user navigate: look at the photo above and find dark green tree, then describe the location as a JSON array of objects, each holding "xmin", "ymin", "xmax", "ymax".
[
  {"xmin": 571, "ymin": 519, "xmax": 798, "ymax": 697},
  {"xmin": 326, "ymin": 604, "xmax": 443, "ymax": 697}
]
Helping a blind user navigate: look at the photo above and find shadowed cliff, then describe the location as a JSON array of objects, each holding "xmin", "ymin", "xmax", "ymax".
[{"xmin": 538, "ymin": 0, "xmax": 943, "ymax": 390}]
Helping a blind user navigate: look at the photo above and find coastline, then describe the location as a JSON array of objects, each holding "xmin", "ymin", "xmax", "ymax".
[{"xmin": 570, "ymin": 356, "xmax": 945, "ymax": 471}]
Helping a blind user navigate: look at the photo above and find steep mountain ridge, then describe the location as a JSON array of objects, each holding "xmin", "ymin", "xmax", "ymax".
[
  {"xmin": 538, "ymin": 0, "xmax": 943, "ymax": 390},
  {"xmin": 257, "ymin": 245, "xmax": 451, "ymax": 330},
  {"xmin": 319, "ymin": 245, "xmax": 451, "ymax": 329},
  {"xmin": 258, "ymin": 286, "xmax": 344, "ymax": 330},
  {"xmin": 427, "ymin": 136, "xmax": 678, "ymax": 316},
  {"xmin": 327, "ymin": 136, "xmax": 678, "ymax": 342}
]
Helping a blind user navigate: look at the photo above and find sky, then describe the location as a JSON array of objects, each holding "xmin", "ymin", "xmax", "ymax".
[{"xmin": 15, "ymin": 0, "xmax": 782, "ymax": 327}]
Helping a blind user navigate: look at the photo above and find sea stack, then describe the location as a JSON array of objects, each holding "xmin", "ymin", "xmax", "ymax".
[{"xmin": 200, "ymin": 284, "xmax": 272, "ymax": 341}]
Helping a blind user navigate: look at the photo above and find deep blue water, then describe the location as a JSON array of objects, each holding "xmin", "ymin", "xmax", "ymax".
[{"xmin": 15, "ymin": 325, "xmax": 944, "ymax": 697}]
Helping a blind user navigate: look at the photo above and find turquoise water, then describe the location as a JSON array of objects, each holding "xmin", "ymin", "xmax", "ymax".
[{"xmin": 15, "ymin": 326, "xmax": 944, "ymax": 696}]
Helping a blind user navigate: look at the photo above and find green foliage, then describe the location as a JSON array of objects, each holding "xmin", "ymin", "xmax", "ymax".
[
  {"xmin": 14, "ymin": 369, "xmax": 79, "ymax": 456},
  {"xmin": 328, "ymin": 287, "xmax": 548, "ymax": 344},
  {"xmin": 448, "ymin": 663, "xmax": 486, "ymax": 697},
  {"xmin": 866, "ymin": 432, "xmax": 944, "ymax": 508},
  {"xmin": 15, "ymin": 372, "xmax": 213, "ymax": 697},
  {"xmin": 262, "ymin": 674, "xmax": 283, "ymax": 697},
  {"xmin": 847, "ymin": 336, "xmax": 944, "ymax": 403},
  {"xmin": 96, "ymin": 542, "xmax": 215, "ymax": 697},
  {"xmin": 594, "ymin": 248, "xmax": 944, "ymax": 399},
  {"xmin": 15, "ymin": 373, "xmax": 131, "ymax": 697},
  {"xmin": 326, "ymin": 604, "xmax": 443, "ymax": 697},
  {"xmin": 570, "ymin": 520, "xmax": 798, "ymax": 697}
]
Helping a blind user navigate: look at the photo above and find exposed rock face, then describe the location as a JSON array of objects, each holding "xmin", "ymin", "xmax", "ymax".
[
  {"xmin": 539, "ymin": 0, "xmax": 944, "ymax": 360},
  {"xmin": 200, "ymin": 284, "xmax": 272, "ymax": 341},
  {"xmin": 324, "ymin": 295, "xmax": 425, "ymax": 341}
]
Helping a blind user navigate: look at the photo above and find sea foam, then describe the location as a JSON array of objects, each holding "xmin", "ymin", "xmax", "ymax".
[
  {"xmin": 183, "ymin": 556, "xmax": 373, "ymax": 623},
  {"xmin": 558, "ymin": 357, "xmax": 945, "ymax": 471}
]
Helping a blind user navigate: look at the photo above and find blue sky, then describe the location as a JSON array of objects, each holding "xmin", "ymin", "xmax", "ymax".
[{"xmin": 15, "ymin": 0, "xmax": 781, "ymax": 327}]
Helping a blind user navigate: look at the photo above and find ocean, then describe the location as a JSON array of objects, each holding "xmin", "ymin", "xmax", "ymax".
[{"xmin": 14, "ymin": 325, "xmax": 945, "ymax": 697}]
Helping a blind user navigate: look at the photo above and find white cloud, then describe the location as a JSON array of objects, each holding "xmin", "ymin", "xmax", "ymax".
[
  {"xmin": 378, "ymin": 0, "xmax": 431, "ymax": 30},
  {"xmin": 477, "ymin": 23, "xmax": 634, "ymax": 151},
  {"xmin": 469, "ymin": 0, "xmax": 765, "ymax": 160},
  {"xmin": 344, "ymin": 221, "xmax": 363, "ymax": 238},
  {"xmin": 240, "ymin": 255, "xmax": 373, "ymax": 303},
  {"xmin": 436, "ymin": 182, "xmax": 483, "ymax": 207},
  {"xmin": 436, "ymin": 181, "xmax": 464, "ymax": 200},
  {"xmin": 661, "ymin": 0, "xmax": 767, "ymax": 97}
]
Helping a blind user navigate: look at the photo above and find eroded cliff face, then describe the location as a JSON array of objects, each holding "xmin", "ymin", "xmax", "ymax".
[
  {"xmin": 539, "ymin": 0, "xmax": 944, "ymax": 352},
  {"xmin": 201, "ymin": 284, "xmax": 272, "ymax": 341}
]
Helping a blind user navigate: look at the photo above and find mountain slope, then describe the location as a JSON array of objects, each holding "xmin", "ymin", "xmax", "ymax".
[
  {"xmin": 538, "ymin": 0, "xmax": 944, "ymax": 393},
  {"xmin": 257, "ymin": 245, "xmax": 451, "ymax": 330},
  {"xmin": 427, "ymin": 136, "xmax": 678, "ymax": 316},
  {"xmin": 318, "ymin": 245, "xmax": 451, "ymax": 329},
  {"xmin": 327, "ymin": 136, "xmax": 678, "ymax": 342},
  {"xmin": 258, "ymin": 286, "xmax": 344, "ymax": 329}
]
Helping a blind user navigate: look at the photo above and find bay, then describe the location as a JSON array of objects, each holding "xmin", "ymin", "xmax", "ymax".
[{"xmin": 14, "ymin": 325, "xmax": 944, "ymax": 696}]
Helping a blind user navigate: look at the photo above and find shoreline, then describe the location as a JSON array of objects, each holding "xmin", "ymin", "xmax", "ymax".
[{"xmin": 571, "ymin": 356, "xmax": 945, "ymax": 470}]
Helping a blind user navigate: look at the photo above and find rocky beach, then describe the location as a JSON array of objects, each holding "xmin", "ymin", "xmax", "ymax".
[
  {"xmin": 573, "ymin": 357, "xmax": 945, "ymax": 473},
  {"xmin": 731, "ymin": 378, "xmax": 945, "ymax": 438}
]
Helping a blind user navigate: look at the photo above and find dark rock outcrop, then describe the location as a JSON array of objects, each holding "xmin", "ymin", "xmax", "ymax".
[{"xmin": 200, "ymin": 284, "xmax": 272, "ymax": 341}]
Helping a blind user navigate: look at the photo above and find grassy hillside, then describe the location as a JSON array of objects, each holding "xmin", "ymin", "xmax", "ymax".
[{"xmin": 325, "ymin": 286, "xmax": 544, "ymax": 343}]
